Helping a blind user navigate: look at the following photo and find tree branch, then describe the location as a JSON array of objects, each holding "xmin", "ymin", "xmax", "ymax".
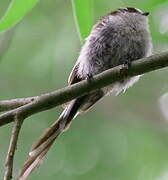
[
  {"xmin": 0, "ymin": 51, "xmax": 168, "ymax": 127},
  {"xmin": 0, "ymin": 97, "xmax": 37, "ymax": 112},
  {"xmin": 3, "ymin": 115, "xmax": 24, "ymax": 180}
]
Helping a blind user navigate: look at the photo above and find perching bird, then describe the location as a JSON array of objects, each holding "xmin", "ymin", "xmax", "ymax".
[{"xmin": 19, "ymin": 7, "xmax": 152, "ymax": 179}]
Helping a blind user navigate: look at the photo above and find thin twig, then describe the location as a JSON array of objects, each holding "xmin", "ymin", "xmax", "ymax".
[
  {"xmin": 0, "ymin": 51, "xmax": 168, "ymax": 127},
  {"xmin": 3, "ymin": 115, "xmax": 24, "ymax": 180}
]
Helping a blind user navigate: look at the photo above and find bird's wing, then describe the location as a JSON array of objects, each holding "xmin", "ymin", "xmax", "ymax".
[
  {"xmin": 68, "ymin": 62, "xmax": 81, "ymax": 85},
  {"xmin": 62, "ymin": 63, "xmax": 82, "ymax": 108},
  {"xmin": 67, "ymin": 61, "xmax": 104, "ymax": 112}
]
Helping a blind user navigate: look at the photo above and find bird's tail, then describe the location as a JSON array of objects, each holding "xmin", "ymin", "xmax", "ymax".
[{"xmin": 18, "ymin": 98, "xmax": 82, "ymax": 180}]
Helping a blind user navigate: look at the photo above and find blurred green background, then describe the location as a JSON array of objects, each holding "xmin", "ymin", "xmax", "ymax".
[{"xmin": 1, "ymin": 0, "xmax": 168, "ymax": 179}]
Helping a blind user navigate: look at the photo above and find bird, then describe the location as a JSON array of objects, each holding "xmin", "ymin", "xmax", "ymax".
[{"xmin": 19, "ymin": 7, "xmax": 152, "ymax": 179}]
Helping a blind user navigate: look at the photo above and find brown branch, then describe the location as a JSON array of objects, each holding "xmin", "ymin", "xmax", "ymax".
[
  {"xmin": 3, "ymin": 115, "xmax": 24, "ymax": 180},
  {"xmin": 0, "ymin": 97, "xmax": 37, "ymax": 112},
  {"xmin": 0, "ymin": 51, "xmax": 168, "ymax": 127}
]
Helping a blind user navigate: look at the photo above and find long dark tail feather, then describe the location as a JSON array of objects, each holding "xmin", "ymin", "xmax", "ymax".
[
  {"xmin": 18, "ymin": 98, "xmax": 84, "ymax": 180},
  {"xmin": 18, "ymin": 92, "xmax": 104, "ymax": 180}
]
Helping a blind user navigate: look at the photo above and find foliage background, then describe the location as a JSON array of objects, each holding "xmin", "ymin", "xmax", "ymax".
[{"xmin": 1, "ymin": 0, "xmax": 168, "ymax": 179}]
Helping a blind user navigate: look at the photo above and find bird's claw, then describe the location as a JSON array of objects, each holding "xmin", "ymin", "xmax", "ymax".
[
  {"xmin": 120, "ymin": 60, "xmax": 131, "ymax": 78},
  {"xmin": 86, "ymin": 74, "xmax": 93, "ymax": 82}
]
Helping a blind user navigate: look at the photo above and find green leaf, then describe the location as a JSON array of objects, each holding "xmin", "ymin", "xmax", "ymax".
[
  {"xmin": 72, "ymin": 0, "xmax": 94, "ymax": 42},
  {"xmin": 0, "ymin": 0, "xmax": 40, "ymax": 32}
]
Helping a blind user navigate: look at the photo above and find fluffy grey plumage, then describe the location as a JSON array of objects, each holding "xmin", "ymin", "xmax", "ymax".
[
  {"xmin": 68, "ymin": 7, "xmax": 152, "ymax": 112},
  {"xmin": 19, "ymin": 7, "xmax": 152, "ymax": 179}
]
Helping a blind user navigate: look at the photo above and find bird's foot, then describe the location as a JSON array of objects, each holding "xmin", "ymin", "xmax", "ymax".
[
  {"xmin": 120, "ymin": 60, "xmax": 131, "ymax": 80},
  {"xmin": 86, "ymin": 73, "xmax": 93, "ymax": 82}
]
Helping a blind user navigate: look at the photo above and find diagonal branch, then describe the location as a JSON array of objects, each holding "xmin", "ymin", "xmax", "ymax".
[
  {"xmin": 0, "ymin": 51, "xmax": 168, "ymax": 127},
  {"xmin": 3, "ymin": 115, "xmax": 24, "ymax": 180},
  {"xmin": 0, "ymin": 96, "xmax": 37, "ymax": 112}
]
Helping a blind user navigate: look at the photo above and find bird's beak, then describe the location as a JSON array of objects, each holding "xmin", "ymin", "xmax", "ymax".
[{"xmin": 142, "ymin": 12, "xmax": 150, "ymax": 16}]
